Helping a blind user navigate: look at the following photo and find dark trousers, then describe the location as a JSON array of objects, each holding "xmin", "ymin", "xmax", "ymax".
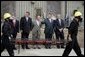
[
  {"xmin": 62, "ymin": 34, "xmax": 83, "ymax": 56},
  {"xmin": 1, "ymin": 35, "xmax": 14, "ymax": 56},
  {"xmin": 45, "ymin": 33, "xmax": 52, "ymax": 48},
  {"xmin": 21, "ymin": 32, "xmax": 29, "ymax": 49},
  {"xmin": 12, "ymin": 33, "xmax": 17, "ymax": 49},
  {"xmin": 55, "ymin": 31, "xmax": 64, "ymax": 48}
]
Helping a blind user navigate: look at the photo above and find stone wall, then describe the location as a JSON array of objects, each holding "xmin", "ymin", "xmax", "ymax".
[{"xmin": 1, "ymin": 1, "xmax": 15, "ymax": 18}]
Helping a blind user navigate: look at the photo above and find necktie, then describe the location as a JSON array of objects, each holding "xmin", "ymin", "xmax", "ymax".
[
  {"xmin": 59, "ymin": 19, "xmax": 61, "ymax": 26},
  {"xmin": 13, "ymin": 20, "xmax": 16, "ymax": 27},
  {"xmin": 26, "ymin": 17, "xmax": 28, "ymax": 21},
  {"xmin": 49, "ymin": 19, "xmax": 52, "ymax": 23}
]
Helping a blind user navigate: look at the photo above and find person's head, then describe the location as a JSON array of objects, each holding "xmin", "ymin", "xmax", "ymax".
[
  {"xmin": 75, "ymin": 16, "xmax": 82, "ymax": 22},
  {"xmin": 47, "ymin": 13, "xmax": 52, "ymax": 19},
  {"xmin": 25, "ymin": 11, "xmax": 30, "ymax": 17},
  {"xmin": 74, "ymin": 11, "xmax": 82, "ymax": 22},
  {"xmin": 57, "ymin": 14, "xmax": 61, "ymax": 19},
  {"xmin": 3, "ymin": 13, "xmax": 11, "ymax": 21},
  {"xmin": 10, "ymin": 16, "xmax": 16, "ymax": 20},
  {"xmin": 51, "ymin": 14, "xmax": 56, "ymax": 20},
  {"xmin": 36, "ymin": 15, "xmax": 41, "ymax": 21}
]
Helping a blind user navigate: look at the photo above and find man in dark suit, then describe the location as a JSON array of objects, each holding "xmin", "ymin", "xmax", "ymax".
[
  {"xmin": 20, "ymin": 12, "xmax": 32, "ymax": 49},
  {"xmin": 54, "ymin": 14, "xmax": 65, "ymax": 48},
  {"xmin": 42, "ymin": 13, "xmax": 54, "ymax": 49},
  {"xmin": 10, "ymin": 16, "xmax": 19, "ymax": 50}
]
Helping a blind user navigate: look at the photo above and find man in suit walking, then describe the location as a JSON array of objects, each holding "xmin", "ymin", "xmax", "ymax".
[
  {"xmin": 20, "ymin": 12, "xmax": 32, "ymax": 49},
  {"xmin": 32, "ymin": 15, "xmax": 42, "ymax": 49},
  {"xmin": 54, "ymin": 14, "xmax": 65, "ymax": 48},
  {"xmin": 42, "ymin": 13, "xmax": 54, "ymax": 49}
]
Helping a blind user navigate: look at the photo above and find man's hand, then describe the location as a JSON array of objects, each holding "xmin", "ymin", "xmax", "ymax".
[
  {"xmin": 67, "ymin": 34, "xmax": 72, "ymax": 42},
  {"xmin": 9, "ymin": 37, "xmax": 11, "ymax": 40},
  {"xmin": 17, "ymin": 33, "xmax": 20, "ymax": 35},
  {"xmin": 20, "ymin": 30, "xmax": 22, "ymax": 33}
]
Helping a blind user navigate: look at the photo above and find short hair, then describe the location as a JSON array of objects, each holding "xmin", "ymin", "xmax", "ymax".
[
  {"xmin": 26, "ymin": 11, "xmax": 30, "ymax": 15},
  {"xmin": 48, "ymin": 13, "xmax": 52, "ymax": 15},
  {"xmin": 36, "ymin": 15, "xmax": 41, "ymax": 18},
  {"xmin": 36, "ymin": 15, "xmax": 41, "ymax": 17}
]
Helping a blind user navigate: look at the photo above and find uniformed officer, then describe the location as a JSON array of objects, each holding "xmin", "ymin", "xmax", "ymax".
[
  {"xmin": 1, "ymin": 13, "xmax": 14, "ymax": 56},
  {"xmin": 62, "ymin": 11, "xmax": 84, "ymax": 56}
]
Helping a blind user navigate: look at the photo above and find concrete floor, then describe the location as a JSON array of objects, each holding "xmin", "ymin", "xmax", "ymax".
[{"xmin": 1, "ymin": 48, "xmax": 84, "ymax": 56}]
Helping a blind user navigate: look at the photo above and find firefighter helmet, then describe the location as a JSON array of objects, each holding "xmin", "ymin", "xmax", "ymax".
[
  {"xmin": 4, "ymin": 13, "xmax": 11, "ymax": 19},
  {"xmin": 74, "ymin": 11, "xmax": 82, "ymax": 17}
]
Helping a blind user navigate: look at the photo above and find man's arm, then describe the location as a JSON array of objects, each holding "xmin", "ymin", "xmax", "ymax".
[
  {"xmin": 20, "ymin": 17, "xmax": 23, "ymax": 30},
  {"xmin": 31, "ymin": 20, "xmax": 35, "ymax": 31},
  {"xmin": 17, "ymin": 20, "xmax": 19, "ymax": 33}
]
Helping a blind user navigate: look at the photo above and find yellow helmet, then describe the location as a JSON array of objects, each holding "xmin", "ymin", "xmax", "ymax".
[
  {"xmin": 4, "ymin": 13, "xmax": 11, "ymax": 19},
  {"xmin": 74, "ymin": 11, "xmax": 82, "ymax": 17}
]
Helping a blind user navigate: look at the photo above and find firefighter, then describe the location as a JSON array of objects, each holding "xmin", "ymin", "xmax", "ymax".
[
  {"xmin": 62, "ymin": 11, "xmax": 84, "ymax": 56},
  {"xmin": 1, "ymin": 13, "xmax": 14, "ymax": 56}
]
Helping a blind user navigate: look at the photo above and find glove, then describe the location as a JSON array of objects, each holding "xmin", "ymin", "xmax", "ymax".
[
  {"xmin": 11, "ymin": 35, "xmax": 13, "ymax": 38},
  {"xmin": 9, "ymin": 35, "xmax": 14, "ymax": 41},
  {"xmin": 9, "ymin": 37, "xmax": 11, "ymax": 40}
]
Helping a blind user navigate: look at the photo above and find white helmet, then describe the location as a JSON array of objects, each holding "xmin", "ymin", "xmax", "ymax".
[
  {"xmin": 74, "ymin": 11, "xmax": 82, "ymax": 17},
  {"xmin": 4, "ymin": 13, "xmax": 11, "ymax": 19}
]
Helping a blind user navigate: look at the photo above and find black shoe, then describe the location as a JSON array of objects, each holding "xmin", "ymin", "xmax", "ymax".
[
  {"xmin": 26, "ymin": 47, "xmax": 30, "ymax": 49},
  {"xmin": 37, "ymin": 47, "xmax": 41, "ymax": 49},
  {"xmin": 33, "ymin": 47, "xmax": 36, "ymax": 49},
  {"xmin": 45, "ymin": 46, "xmax": 49, "ymax": 49},
  {"xmin": 13, "ymin": 47, "xmax": 17, "ymax": 50},
  {"xmin": 10, "ymin": 53, "xmax": 14, "ymax": 56},
  {"xmin": 80, "ymin": 54, "xmax": 84, "ymax": 56},
  {"xmin": 57, "ymin": 45, "xmax": 60, "ymax": 49},
  {"xmin": 49, "ymin": 47, "xmax": 51, "ymax": 49},
  {"xmin": 61, "ymin": 46, "xmax": 64, "ymax": 48},
  {"xmin": 22, "ymin": 47, "xmax": 25, "ymax": 49}
]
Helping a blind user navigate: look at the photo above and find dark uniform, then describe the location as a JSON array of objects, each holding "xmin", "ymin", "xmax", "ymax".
[
  {"xmin": 20, "ymin": 16, "xmax": 32, "ymax": 49},
  {"xmin": 62, "ymin": 18, "xmax": 83, "ymax": 56},
  {"xmin": 1, "ymin": 19, "xmax": 14, "ymax": 56}
]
